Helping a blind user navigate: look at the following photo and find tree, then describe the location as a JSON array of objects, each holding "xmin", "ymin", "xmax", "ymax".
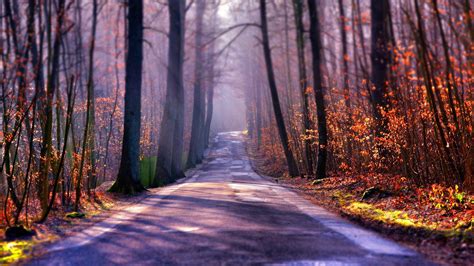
[
  {"xmin": 37, "ymin": 0, "xmax": 67, "ymax": 215},
  {"xmin": 109, "ymin": 0, "xmax": 145, "ymax": 194},
  {"xmin": 75, "ymin": 0, "xmax": 98, "ymax": 210},
  {"xmin": 153, "ymin": 0, "xmax": 186, "ymax": 186},
  {"xmin": 338, "ymin": 0, "xmax": 352, "ymax": 163},
  {"xmin": 187, "ymin": 0, "xmax": 207, "ymax": 169},
  {"xmin": 370, "ymin": 0, "xmax": 390, "ymax": 140},
  {"xmin": 307, "ymin": 0, "xmax": 328, "ymax": 179},
  {"xmin": 292, "ymin": 0, "xmax": 314, "ymax": 176},
  {"xmin": 259, "ymin": 0, "xmax": 300, "ymax": 177}
]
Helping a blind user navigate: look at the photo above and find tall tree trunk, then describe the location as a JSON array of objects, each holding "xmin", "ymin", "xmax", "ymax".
[
  {"xmin": 370, "ymin": 0, "xmax": 390, "ymax": 140},
  {"xmin": 109, "ymin": 0, "xmax": 145, "ymax": 194},
  {"xmin": 187, "ymin": 0, "xmax": 206, "ymax": 169},
  {"xmin": 292, "ymin": 0, "xmax": 314, "ymax": 176},
  {"xmin": 260, "ymin": 0, "xmax": 300, "ymax": 177},
  {"xmin": 170, "ymin": 0, "xmax": 186, "ymax": 179},
  {"xmin": 153, "ymin": 0, "xmax": 185, "ymax": 186},
  {"xmin": 307, "ymin": 0, "xmax": 328, "ymax": 179}
]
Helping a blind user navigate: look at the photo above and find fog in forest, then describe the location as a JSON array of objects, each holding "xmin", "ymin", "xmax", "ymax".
[{"xmin": 210, "ymin": 1, "xmax": 249, "ymax": 133}]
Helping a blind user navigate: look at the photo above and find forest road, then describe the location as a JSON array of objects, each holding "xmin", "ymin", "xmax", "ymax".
[{"xmin": 28, "ymin": 132, "xmax": 433, "ymax": 266}]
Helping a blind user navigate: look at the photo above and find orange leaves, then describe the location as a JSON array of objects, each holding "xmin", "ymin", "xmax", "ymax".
[
  {"xmin": 426, "ymin": 184, "xmax": 471, "ymax": 212},
  {"xmin": 343, "ymin": 54, "xmax": 350, "ymax": 62}
]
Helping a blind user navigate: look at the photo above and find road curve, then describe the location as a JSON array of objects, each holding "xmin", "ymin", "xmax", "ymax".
[{"xmin": 28, "ymin": 132, "xmax": 432, "ymax": 265}]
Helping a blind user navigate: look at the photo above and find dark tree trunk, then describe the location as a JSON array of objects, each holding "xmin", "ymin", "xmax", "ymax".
[
  {"xmin": 370, "ymin": 0, "xmax": 390, "ymax": 138},
  {"xmin": 109, "ymin": 0, "xmax": 145, "ymax": 194},
  {"xmin": 307, "ymin": 0, "xmax": 328, "ymax": 179},
  {"xmin": 153, "ymin": 0, "xmax": 185, "ymax": 186},
  {"xmin": 187, "ymin": 0, "xmax": 206, "ymax": 169},
  {"xmin": 170, "ymin": 0, "xmax": 186, "ymax": 179},
  {"xmin": 259, "ymin": 0, "xmax": 300, "ymax": 177}
]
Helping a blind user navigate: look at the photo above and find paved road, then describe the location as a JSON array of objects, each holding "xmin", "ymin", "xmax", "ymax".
[{"xmin": 29, "ymin": 132, "xmax": 432, "ymax": 265}]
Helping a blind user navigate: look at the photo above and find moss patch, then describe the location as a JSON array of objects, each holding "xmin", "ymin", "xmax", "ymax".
[
  {"xmin": 0, "ymin": 240, "xmax": 33, "ymax": 264},
  {"xmin": 65, "ymin": 212, "xmax": 86, "ymax": 219},
  {"xmin": 345, "ymin": 202, "xmax": 420, "ymax": 227}
]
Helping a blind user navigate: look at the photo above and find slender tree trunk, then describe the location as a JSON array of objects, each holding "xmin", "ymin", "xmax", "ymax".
[
  {"xmin": 103, "ymin": 9, "xmax": 123, "ymax": 182},
  {"xmin": 109, "ymin": 0, "xmax": 145, "ymax": 194},
  {"xmin": 284, "ymin": 0, "xmax": 294, "ymax": 112},
  {"xmin": 203, "ymin": 47, "xmax": 216, "ymax": 149},
  {"xmin": 338, "ymin": 0, "xmax": 353, "ymax": 164},
  {"xmin": 307, "ymin": 0, "xmax": 328, "ymax": 179},
  {"xmin": 292, "ymin": 0, "xmax": 314, "ymax": 176},
  {"xmin": 40, "ymin": 77, "xmax": 75, "ymax": 222},
  {"xmin": 260, "ymin": 0, "xmax": 300, "ymax": 177},
  {"xmin": 256, "ymin": 78, "xmax": 263, "ymax": 149},
  {"xmin": 38, "ymin": 0, "xmax": 66, "ymax": 216},
  {"xmin": 75, "ymin": 0, "xmax": 98, "ymax": 208}
]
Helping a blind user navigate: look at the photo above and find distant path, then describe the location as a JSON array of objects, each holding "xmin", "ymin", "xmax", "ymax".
[{"xmin": 28, "ymin": 132, "xmax": 432, "ymax": 265}]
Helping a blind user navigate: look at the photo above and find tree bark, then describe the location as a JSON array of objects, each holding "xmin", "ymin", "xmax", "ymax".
[
  {"xmin": 110, "ymin": 0, "xmax": 145, "ymax": 194},
  {"xmin": 153, "ymin": 0, "xmax": 185, "ymax": 186},
  {"xmin": 370, "ymin": 0, "xmax": 390, "ymax": 138},
  {"xmin": 292, "ymin": 0, "xmax": 314, "ymax": 176},
  {"xmin": 38, "ymin": 0, "xmax": 66, "ymax": 215},
  {"xmin": 307, "ymin": 0, "xmax": 328, "ymax": 179},
  {"xmin": 187, "ymin": 0, "xmax": 207, "ymax": 169},
  {"xmin": 260, "ymin": 0, "xmax": 300, "ymax": 177}
]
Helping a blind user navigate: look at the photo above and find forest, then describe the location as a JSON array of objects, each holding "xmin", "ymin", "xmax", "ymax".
[{"xmin": 0, "ymin": 0, "xmax": 472, "ymax": 264}]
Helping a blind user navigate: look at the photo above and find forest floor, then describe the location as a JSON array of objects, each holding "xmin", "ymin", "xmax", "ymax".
[{"xmin": 248, "ymin": 143, "xmax": 474, "ymax": 265}]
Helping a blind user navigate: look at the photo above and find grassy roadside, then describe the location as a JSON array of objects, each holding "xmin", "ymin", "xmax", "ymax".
[{"xmin": 247, "ymin": 143, "xmax": 473, "ymax": 265}]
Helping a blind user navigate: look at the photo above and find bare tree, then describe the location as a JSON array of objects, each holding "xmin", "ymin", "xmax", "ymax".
[{"xmin": 260, "ymin": 0, "xmax": 300, "ymax": 177}]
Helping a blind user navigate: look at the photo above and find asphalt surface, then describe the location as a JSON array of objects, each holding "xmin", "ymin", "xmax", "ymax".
[{"xmin": 28, "ymin": 132, "xmax": 433, "ymax": 265}]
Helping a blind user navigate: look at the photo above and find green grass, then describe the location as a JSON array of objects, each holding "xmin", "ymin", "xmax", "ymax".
[{"xmin": 140, "ymin": 156, "xmax": 157, "ymax": 187}]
